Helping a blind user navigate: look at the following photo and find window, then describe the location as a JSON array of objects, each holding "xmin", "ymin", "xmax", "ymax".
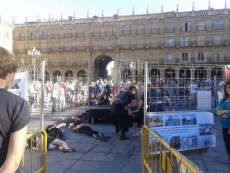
[
  {"xmin": 181, "ymin": 37, "xmax": 188, "ymax": 46},
  {"xmin": 167, "ymin": 24, "xmax": 172, "ymax": 32},
  {"xmin": 19, "ymin": 34, "xmax": 22, "ymax": 40},
  {"xmin": 166, "ymin": 53, "xmax": 172, "ymax": 61},
  {"xmin": 42, "ymin": 32, "xmax": 47, "ymax": 39},
  {"xmin": 214, "ymin": 35, "xmax": 221, "ymax": 45},
  {"xmin": 217, "ymin": 52, "xmax": 220, "ymax": 61},
  {"xmin": 198, "ymin": 52, "xmax": 204, "ymax": 60},
  {"xmin": 185, "ymin": 23, "xmax": 188, "ymax": 31},
  {"xmin": 20, "ymin": 59, "xmax": 24, "ymax": 65},
  {"xmin": 182, "ymin": 53, "xmax": 188, "ymax": 61},
  {"xmin": 198, "ymin": 36, "xmax": 205, "ymax": 46},
  {"xmin": 214, "ymin": 21, "xmax": 222, "ymax": 30},
  {"xmin": 166, "ymin": 38, "xmax": 173, "ymax": 46},
  {"xmin": 198, "ymin": 21, "xmax": 204, "ymax": 30},
  {"xmin": 183, "ymin": 22, "xmax": 190, "ymax": 31}
]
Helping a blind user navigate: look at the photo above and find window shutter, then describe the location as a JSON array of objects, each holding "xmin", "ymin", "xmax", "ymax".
[{"xmin": 188, "ymin": 22, "xmax": 191, "ymax": 31}]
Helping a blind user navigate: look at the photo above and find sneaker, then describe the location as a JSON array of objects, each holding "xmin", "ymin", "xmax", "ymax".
[
  {"xmin": 64, "ymin": 148, "xmax": 76, "ymax": 153},
  {"xmin": 99, "ymin": 133, "xmax": 104, "ymax": 139},
  {"xmin": 133, "ymin": 133, "xmax": 139, "ymax": 137},
  {"xmin": 120, "ymin": 136, "xmax": 130, "ymax": 140}
]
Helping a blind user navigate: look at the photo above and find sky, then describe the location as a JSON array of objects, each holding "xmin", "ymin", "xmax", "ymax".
[
  {"xmin": 0, "ymin": 0, "xmax": 228, "ymax": 23},
  {"xmin": 0, "ymin": 0, "xmax": 228, "ymax": 74}
]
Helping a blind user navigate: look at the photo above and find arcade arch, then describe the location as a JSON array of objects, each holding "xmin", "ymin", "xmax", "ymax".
[{"xmin": 94, "ymin": 55, "xmax": 113, "ymax": 79}]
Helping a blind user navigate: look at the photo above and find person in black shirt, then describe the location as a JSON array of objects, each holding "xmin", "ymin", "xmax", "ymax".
[
  {"xmin": 112, "ymin": 86, "xmax": 137, "ymax": 140},
  {"xmin": 98, "ymin": 85, "xmax": 113, "ymax": 105},
  {"xmin": 72, "ymin": 124, "xmax": 104, "ymax": 139},
  {"xmin": 0, "ymin": 47, "xmax": 30, "ymax": 173}
]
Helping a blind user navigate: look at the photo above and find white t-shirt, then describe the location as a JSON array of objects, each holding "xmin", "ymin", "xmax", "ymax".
[{"xmin": 189, "ymin": 84, "xmax": 197, "ymax": 94}]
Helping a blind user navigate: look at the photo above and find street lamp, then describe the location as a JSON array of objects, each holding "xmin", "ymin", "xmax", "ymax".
[{"xmin": 28, "ymin": 47, "xmax": 41, "ymax": 81}]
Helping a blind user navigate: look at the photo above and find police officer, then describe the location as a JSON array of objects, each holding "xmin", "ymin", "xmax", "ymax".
[{"xmin": 112, "ymin": 86, "xmax": 137, "ymax": 140}]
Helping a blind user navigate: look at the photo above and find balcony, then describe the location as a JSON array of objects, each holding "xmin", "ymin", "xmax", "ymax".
[
  {"xmin": 213, "ymin": 24, "xmax": 223, "ymax": 30},
  {"xmin": 207, "ymin": 57, "xmax": 229, "ymax": 64},
  {"xmin": 179, "ymin": 26, "xmax": 191, "ymax": 32},
  {"xmin": 92, "ymin": 32, "xmax": 101, "ymax": 37},
  {"xmin": 165, "ymin": 42, "xmax": 175, "ymax": 48},
  {"xmin": 165, "ymin": 27, "xmax": 175, "ymax": 33},
  {"xmin": 149, "ymin": 28, "xmax": 160, "ymax": 34},
  {"xmin": 64, "ymin": 33, "xmax": 72, "ymax": 38},
  {"xmin": 14, "ymin": 49, "xmax": 25, "ymax": 54},
  {"xmin": 196, "ymin": 25, "xmax": 207, "ymax": 31},
  {"xmin": 76, "ymin": 32, "xmax": 85, "ymax": 37},
  {"xmin": 136, "ymin": 28, "xmax": 145, "ymax": 35},
  {"xmin": 17, "ymin": 36, "xmax": 25, "ymax": 41},
  {"xmin": 39, "ymin": 35, "xmax": 48, "ymax": 40},
  {"xmin": 122, "ymin": 30, "xmax": 131, "ymax": 35},
  {"xmin": 105, "ymin": 31, "xmax": 113, "ymax": 36}
]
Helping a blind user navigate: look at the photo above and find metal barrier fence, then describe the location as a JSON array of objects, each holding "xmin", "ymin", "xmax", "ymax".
[
  {"xmin": 140, "ymin": 61, "xmax": 223, "ymax": 115},
  {"xmin": 23, "ymin": 129, "xmax": 47, "ymax": 173},
  {"xmin": 141, "ymin": 125, "xmax": 203, "ymax": 173}
]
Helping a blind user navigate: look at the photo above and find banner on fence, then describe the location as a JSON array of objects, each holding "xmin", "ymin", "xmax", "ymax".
[
  {"xmin": 9, "ymin": 72, "xmax": 28, "ymax": 99},
  {"xmin": 225, "ymin": 65, "xmax": 230, "ymax": 82},
  {"xmin": 148, "ymin": 111, "xmax": 216, "ymax": 152}
]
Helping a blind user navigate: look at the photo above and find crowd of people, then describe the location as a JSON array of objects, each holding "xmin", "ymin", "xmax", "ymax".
[{"xmin": 25, "ymin": 76, "xmax": 225, "ymax": 114}]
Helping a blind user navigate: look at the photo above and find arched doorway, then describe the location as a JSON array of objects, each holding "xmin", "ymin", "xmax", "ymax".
[
  {"xmin": 45, "ymin": 71, "xmax": 50, "ymax": 82},
  {"xmin": 77, "ymin": 70, "xmax": 86, "ymax": 77},
  {"xmin": 195, "ymin": 67, "xmax": 207, "ymax": 79},
  {"xmin": 165, "ymin": 69, "xmax": 175, "ymax": 79},
  {"xmin": 211, "ymin": 68, "xmax": 223, "ymax": 81},
  {"xmin": 179, "ymin": 67, "xmax": 191, "ymax": 80},
  {"xmin": 94, "ymin": 55, "xmax": 113, "ymax": 79},
  {"xmin": 65, "ymin": 70, "xmax": 73, "ymax": 81},
  {"xmin": 150, "ymin": 69, "xmax": 160, "ymax": 78},
  {"xmin": 53, "ymin": 70, "xmax": 61, "ymax": 83}
]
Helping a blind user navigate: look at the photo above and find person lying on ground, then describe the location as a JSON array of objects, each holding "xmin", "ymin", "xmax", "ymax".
[
  {"xmin": 45, "ymin": 124, "xmax": 65, "ymax": 140},
  {"xmin": 54, "ymin": 116, "xmax": 83, "ymax": 129},
  {"xmin": 27, "ymin": 135, "xmax": 76, "ymax": 153},
  {"xmin": 72, "ymin": 124, "xmax": 104, "ymax": 140}
]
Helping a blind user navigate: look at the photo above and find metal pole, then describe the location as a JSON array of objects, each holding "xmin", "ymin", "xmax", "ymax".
[
  {"xmin": 57, "ymin": 76, "xmax": 61, "ymax": 118},
  {"xmin": 144, "ymin": 61, "xmax": 148, "ymax": 126},
  {"xmin": 40, "ymin": 60, "xmax": 45, "ymax": 129},
  {"xmin": 33, "ymin": 56, "xmax": 35, "ymax": 81}
]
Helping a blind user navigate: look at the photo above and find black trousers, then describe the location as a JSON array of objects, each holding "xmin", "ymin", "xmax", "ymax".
[
  {"xmin": 78, "ymin": 126, "xmax": 99, "ymax": 137},
  {"xmin": 222, "ymin": 127, "xmax": 230, "ymax": 157},
  {"xmin": 51, "ymin": 97, "xmax": 57, "ymax": 113},
  {"xmin": 111, "ymin": 104, "xmax": 129, "ymax": 136}
]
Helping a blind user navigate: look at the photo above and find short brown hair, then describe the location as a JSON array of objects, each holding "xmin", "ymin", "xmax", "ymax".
[{"xmin": 0, "ymin": 47, "xmax": 18, "ymax": 79}]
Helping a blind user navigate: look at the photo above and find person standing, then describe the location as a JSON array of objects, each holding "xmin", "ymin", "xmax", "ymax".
[
  {"xmin": 111, "ymin": 86, "xmax": 137, "ymax": 140},
  {"xmin": 212, "ymin": 81, "xmax": 230, "ymax": 160},
  {"xmin": 46, "ymin": 81, "xmax": 52, "ymax": 107},
  {"xmin": 189, "ymin": 80, "xmax": 197, "ymax": 109},
  {"xmin": 0, "ymin": 47, "xmax": 30, "ymax": 172},
  {"xmin": 51, "ymin": 83, "xmax": 58, "ymax": 114}
]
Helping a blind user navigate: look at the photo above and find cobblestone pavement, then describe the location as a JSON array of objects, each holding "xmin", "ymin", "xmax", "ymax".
[{"xmin": 27, "ymin": 106, "xmax": 230, "ymax": 173}]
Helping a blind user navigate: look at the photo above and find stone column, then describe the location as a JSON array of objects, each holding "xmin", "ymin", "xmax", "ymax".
[
  {"xmin": 114, "ymin": 58, "xmax": 120, "ymax": 83},
  {"xmin": 160, "ymin": 67, "xmax": 165, "ymax": 80},
  {"xmin": 206, "ymin": 68, "xmax": 211, "ymax": 79},
  {"xmin": 190, "ymin": 68, "xmax": 195, "ymax": 80},
  {"xmin": 175, "ymin": 67, "xmax": 180, "ymax": 80},
  {"xmin": 88, "ymin": 51, "xmax": 95, "ymax": 80}
]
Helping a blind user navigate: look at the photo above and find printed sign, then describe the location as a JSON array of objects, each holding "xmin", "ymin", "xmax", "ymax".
[
  {"xmin": 148, "ymin": 111, "xmax": 216, "ymax": 152},
  {"xmin": 8, "ymin": 72, "xmax": 28, "ymax": 99}
]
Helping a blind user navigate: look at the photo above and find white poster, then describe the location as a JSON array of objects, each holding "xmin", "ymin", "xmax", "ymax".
[
  {"xmin": 148, "ymin": 111, "xmax": 216, "ymax": 152},
  {"xmin": 9, "ymin": 72, "xmax": 28, "ymax": 99}
]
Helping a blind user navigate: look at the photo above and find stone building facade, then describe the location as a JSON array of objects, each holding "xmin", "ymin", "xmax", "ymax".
[{"xmin": 12, "ymin": 5, "xmax": 230, "ymax": 82}]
